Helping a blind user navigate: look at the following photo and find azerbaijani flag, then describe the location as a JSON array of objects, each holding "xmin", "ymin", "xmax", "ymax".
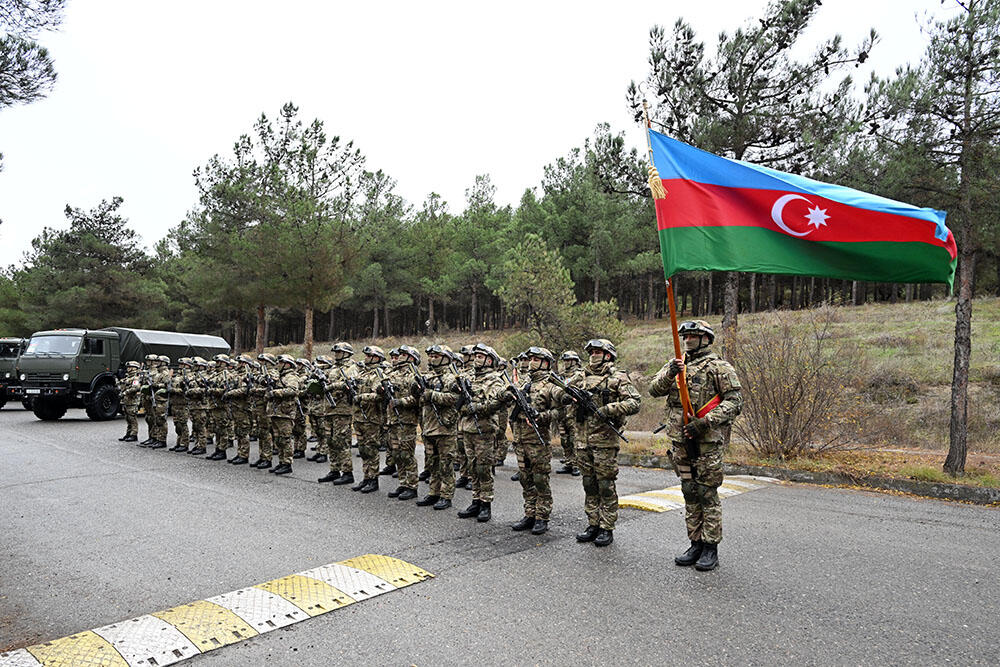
[{"xmin": 649, "ymin": 130, "xmax": 957, "ymax": 288}]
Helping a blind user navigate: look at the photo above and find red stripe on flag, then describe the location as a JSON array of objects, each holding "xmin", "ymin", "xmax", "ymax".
[{"xmin": 655, "ymin": 180, "xmax": 956, "ymax": 260}]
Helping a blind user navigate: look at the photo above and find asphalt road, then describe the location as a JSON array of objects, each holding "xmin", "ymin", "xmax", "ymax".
[{"xmin": 2, "ymin": 404, "xmax": 998, "ymax": 665}]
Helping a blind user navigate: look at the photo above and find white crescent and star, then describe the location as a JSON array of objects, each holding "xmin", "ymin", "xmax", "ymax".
[{"xmin": 770, "ymin": 194, "xmax": 831, "ymax": 237}]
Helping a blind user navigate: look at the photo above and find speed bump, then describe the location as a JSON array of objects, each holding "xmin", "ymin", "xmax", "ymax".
[
  {"xmin": 620, "ymin": 474, "xmax": 779, "ymax": 512},
  {"xmin": 0, "ymin": 554, "xmax": 433, "ymax": 667}
]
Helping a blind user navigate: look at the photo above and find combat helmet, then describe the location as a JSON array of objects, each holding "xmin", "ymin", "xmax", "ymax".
[
  {"xmin": 258, "ymin": 353, "xmax": 277, "ymax": 366},
  {"xmin": 144, "ymin": 353, "xmax": 158, "ymax": 364},
  {"xmin": 125, "ymin": 360, "xmax": 141, "ymax": 369},
  {"xmin": 584, "ymin": 338, "xmax": 617, "ymax": 361},
  {"xmin": 192, "ymin": 356, "xmax": 208, "ymax": 367},
  {"xmin": 425, "ymin": 344, "xmax": 452, "ymax": 366},
  {"xmin": 459, "ymin": 344, "xmax": 475, "ymax": 359},
  {"xmin": 560, "ymin": 350, "xmax": 580, "ymax": 364},
  {"xmin": 526, "ymin": 346, "xmax": 555, "ymax": 365},
  {"xmin": 472, "ymin": 342, "xmax": 501, "ymax": 367},
  {"xmin": 296, "ymin": 357, "xmax": 312, "ymax": 370},
  {"xmin": 314, "ymin": 355, "xmax": 333, "ymax": 367},
  {"xmin": 213, "ymin": 353, "xmax": 232, "ymax": 365},
  {"xmin": 177, "ymin": 357, "xmax": 192, "ymax": 366},
  {"xmin": 678, "ymin": 320, "xmax": 715, "ymax": 345},
  {"xmin": 398, "ymin": 345, "xmax": 421, "ymax": 365},
  {"xmin": 362, "ymin": 345, "xmax": 386, "ymax": 361},
  {"xmin": 276, "ymin": 353, "xmax": 297, "ymax": 367},
  {"xmin": 156, "ymin": 355, "xmax": 170, "ymax": 366},
  {"xmin": 236, "ymin": 354, "xmax": 255, "ymax": 365},
  {"xmin": 331, "ymin": 342, "xmax": 355, "ymax": 356}
]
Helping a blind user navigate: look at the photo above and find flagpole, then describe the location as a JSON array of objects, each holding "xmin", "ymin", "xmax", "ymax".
[{"xmin": 643, "ymin": 101, "xmax": 694, "ymax": 423}]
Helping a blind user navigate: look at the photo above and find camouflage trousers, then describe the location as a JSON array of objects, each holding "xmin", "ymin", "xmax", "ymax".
[
  {"xmin": 577, "ymin": 445, "xmax": 620, "ymax": 531},
  {"xmin": 516, "ymin": 437, "xmax": 553, "ymax": 520},
  {"xmin": 232, "ymin": 402, "xmax": 252, "ymax": 458},
  {"xmin": 123, "ymin": 402, "xmax": 139, "ymax": 437},
  {"xmin": 325, "ymin": 415, "xmax": 353, "ymax": 474},
  {"xmin": 272, "ymin": 416, "xmax": 295, "ymax": 465},
  {"xmin": 493, "ymin": 407, "xmax": 510, "ymax": 464},
  {"xmin": 152, "ymin": 398, "xmax": 169, "ymax": 442},
  {"xmin": 293, "ymin": 410, "xmax": 307, "ymax": 454},
  {"xmin": 672, "ymin": 441, "xmax": 725, "ymax": 545},
  {"xmin": 464, "ymin": 431, "xmax": 496, "ymax": 503},
  {"xmin": 558, "ymin": 418, "xmax": 576, "ymax": 466},
  {"xmin": 424, "ymin": 433, "xmax": 456, "ymax": 500},
  {"xmin": 253, "ymin": 400, "xmax": 273, "ymax": 458},
  {"xmin": 171, "ymin": 399, "xmax": 189, "ymax": 448},
  {"xmin": 389, "ymin": 423, "xmax": 418, "ymax": 489},
  {"xmin": 141, "ymin": 395, "xmax": 154, "ymax": 439},
  {"xmin": 356, "ymin": 422, "xmax": 383, "ymax": 480},
  {"xmin": 210, "ymin": 407, "xmax": 232, "ymax": 451},
  {"xmin": 190, "ymin": 407, "xmax": 209, "ymax": 449},
  {"xmin": 308, "ymin": 412, "xmax": 329, "ymax": 456},
  {"xmin": 456, "ymin": 433, "xmax": 471, "ymax": 477}
]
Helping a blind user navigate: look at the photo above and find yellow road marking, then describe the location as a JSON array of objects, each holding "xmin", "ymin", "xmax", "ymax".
[
  {"xmin": 339, "ymin": 554, "xmax": 434, "ymax": 588},
  {"xmin": 621, "ymin": 475, "xmax": 779, "ymax": 513},
  {"xmin": 152, "ymin": 600, "xmax": 258, "ymax": 652},
  {"xmin": 25, "ymin": 630, "xmax": 128, "ymax": 666},
  {"xmin": 255, "ymin": 574, "xmax": 355, "ymax": 616}
]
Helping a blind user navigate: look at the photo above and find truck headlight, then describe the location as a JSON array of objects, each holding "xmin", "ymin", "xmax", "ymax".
[
  {"xmin": 63, "ymin": 373, "xmax": 70, "ymax": 381},
  {"xmin": 4, "ymin": 372, "xmax": 9, "ymax": 378},
  {"xmin": 20, "ymin": 374, "xmax": 26, "ymax": 381}
]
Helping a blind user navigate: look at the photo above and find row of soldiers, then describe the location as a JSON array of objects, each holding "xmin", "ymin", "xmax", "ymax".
[{"xmin": 116, "ymin": 322, "xmax": 741, "ymax": 568}]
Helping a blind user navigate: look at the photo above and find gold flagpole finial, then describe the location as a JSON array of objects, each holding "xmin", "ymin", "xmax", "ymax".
[{"xmin": 642, "ymin": 100, "xmax": 668, "ymax": 200}]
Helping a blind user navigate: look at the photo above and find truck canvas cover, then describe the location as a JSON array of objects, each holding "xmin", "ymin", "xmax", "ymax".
[{"xmin": 101, "ymin": 327, "xmax": 231, "ymax": 364}]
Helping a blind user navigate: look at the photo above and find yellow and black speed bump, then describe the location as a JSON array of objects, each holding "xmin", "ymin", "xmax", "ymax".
[{"xmin": 0, "ymin": 554, "xmax": 433, "ymax": 667}]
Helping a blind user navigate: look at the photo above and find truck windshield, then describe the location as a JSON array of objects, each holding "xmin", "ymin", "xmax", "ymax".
[
  {"xmin": 24, "ymin": 336, "xmax": 82, "ymax": 356},
  {"xmin": 0, "ymin": 343, "xmax": 20, "ymax": 358}
]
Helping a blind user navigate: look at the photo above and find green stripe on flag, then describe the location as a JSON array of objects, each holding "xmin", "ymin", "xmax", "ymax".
[{"xmin": 659, "ymin": 226, "xmax": 956, "ymax": 288}]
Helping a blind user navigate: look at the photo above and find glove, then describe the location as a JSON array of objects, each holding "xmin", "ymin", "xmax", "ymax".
[
  {"xmin": 410, "ymin": 383, "xmax": 424, "ymax": 398},
  {"xmin": 461, "ymin": 402, "xmax": 481, "ymax": 415},
  {"xmin": 683, "ymin": 417, "xmax": 710, "ymax": 439},
  {"xmin": 668, "ymin": 358, "xmax": 684, "ymax": 378}
]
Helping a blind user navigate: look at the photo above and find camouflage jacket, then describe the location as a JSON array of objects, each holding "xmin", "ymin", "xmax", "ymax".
[
  {"xmin": 422, "ymin": 365, "xmax": 461, "ymax": 436},
  {"xmin": 323, "ymin": 359, "xmax": 359, "ymax": 418},
  {"xmin": 569, "ymin": 362, "xmax": 641, "ymax": 448},
  {"xmin": 185, "ymin": 369, "xmax": 212, "ymax": 409},
  {"xmin": 267, "ymin": 367, "xmax": 302, "ymax": 419},
  {"xmin": 303, "ymin": 366, "xmax": 335, "ymax": 417},
  {"xmin": 117, "ymin": 371, "xmax": 141, "ymax": 407},
  {"xmin": 355, "ymin": 361, "xmax": 390, "ymax": 425},
  {"xmin": 648, "ymin": 348, "xmax": 742, "ymax": 445},
  {"xmin": 381, "ymin": 363, "xmax": 420, "ymax": 427},
  {"xmin": 509, "ymin": 368, "xmax": 562, "ymax": 445},
  {"xmin": 457, "ymin": 366, "xmax": 506, "ymax": 435},
  {"xmin": 223, "ymin": 366, "xmax": 251, "ymax": 406}
]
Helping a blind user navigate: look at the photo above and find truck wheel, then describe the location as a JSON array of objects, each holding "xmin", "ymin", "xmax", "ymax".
[
  {"xmin": 21, "ymin": 397, "xmax": 34, "ymax": 410},
  {"xmin": 0, "ymin": 395, "xmax": 6, "ymax": 409},
  {"xmin": 33, "ymin": 398, "xmax": 68, "ymax": 421},
  {"xmin": 85, "ymin": 384, "xmax": 120, "ymax": 421}
]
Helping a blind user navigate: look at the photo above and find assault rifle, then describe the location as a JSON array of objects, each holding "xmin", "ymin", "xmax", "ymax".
[
  {"xmin": 548, "ymin": 372, "xmax": 628, "ymax": 443},
  {"xmin": 375, "ymin": 366, "xmax": 401, "ymax": 419},
  {"xmin": 500, "ymin": 368, "xmax": 544, "ymax": 444},
  {"xmin": 337, "ymin": 365, "xmax": 368, "ymax": 420},
  {"xmin": 309, "ymin": 367, "xmax": 337, "ymax": 408},
  {"xmin": 408, "ymin": 362, "xmax": 442, "ymax": 424},
  {"xmin": 141, "ymin": 370, "xmax": 157, "ymax": 410},
  {"xmin": 449, "ymin": 361, "xmax": 482, "ymax": 434}
]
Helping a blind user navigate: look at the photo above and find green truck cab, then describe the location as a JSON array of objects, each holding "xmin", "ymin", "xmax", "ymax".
[
  {"xmin": 0, "ymin": 337, "xmax": 28, "ymax": 408},
  {"xmin": 14, "ymin": 327, "xmax": 230, "ymax": 422}
]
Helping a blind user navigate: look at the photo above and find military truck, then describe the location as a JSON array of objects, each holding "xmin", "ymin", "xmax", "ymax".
[
  {"xmin": 15, "ymin": 327, "xmax": 230, "ymax": 421},
  {"xmin": 0, "ymin": 337, "xmax": 28, "ymax": 409}
]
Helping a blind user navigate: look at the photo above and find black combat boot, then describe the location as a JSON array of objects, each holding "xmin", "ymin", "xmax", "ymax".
[
  {"xmin": 674, "ymin": 541, "xmax": 704, "ymax": 567},
  {"xmin": 511, "ymin": 516, "xmax": 535, "ymax": 532},
  {"xmin": 510, "ymin": 472, "xmax": 520, "ymax": 482},
  {"xmin": 531, "ymin": 520, "xmax": 549, "ymax": 535},
  {"xmin": 169, "ymin": 443, "xmax": 185, "ymax": 452},
  {"xmin": 123, "ymin": 435, "xmax": 138, "ymax": 442},
  {"xmin": 313, "ymin": 454, "xmax": 328, "ymax": 463},
  {"xmin": 571, "ymin": 467, "xmax": 581, "ymax": 476},
  {"xmin": 140, "ymin": 438, "xmax": 153, "ymax": 445},
  {"xmin": 318, "ymin": 471, "xmax": 340, "ymax": 483},
  {"xmin": 148, "ymin": 440, "xmax": 166, "ymax": 449},
  {"xmin": 351, "ymin": 478, "xmax": 368, "ymax": 491},
  {"xmin": 694, "ymin": 543, "xmax": 718, "ymax": 571},
  {"xmin": 387, "ymin": 486, "xmax": 403, "ymax": 498},
  {"xmin": 555, "ymin": 463, "xmax": 574, "ymax": 475},
  {"xmin": 360, "ymin": 478, "xmax": 379, "ymax": 494},
  {"xmin": 476, "ymin": 502, "xmax": 491, "ymax": 522},
  {"xmin": 292, "ymin": 450, "xmax": 305, "ymax": 459},
  {"xmin": 229, "ymin": 456, "xmax": 248, "ymax": 465},
  {"xmin": 206, "ymin": 449, "xmax": 226, "ymax": 461},
  {"xmin": 455, "ymin": 475, "xmax": 469, "ymax": 488},
  {"xmin": 457, "ymin": 501, "xmax": 481, "ymax": 519},
  {"xmin": 189, "ymin": 446, "xmax": 206, "ymax": 456},
  {"xmin": 593, "ymin": 529, "xmax": 614, "ymax": 547},
  {"xmin": 379, "ymin": 464, "xmax": 396, "ymax": 476},
  {"xmin": 418, "ymin": 469, "xmax": 430, "ymax": 482},
  {"xmin": 273, "ymin": 463, "xmax": 292, "ymax": 475},
  {"xmin": 416, "ymin": 494, "xmax": 440, "ymax": 507},
  {"xmin": 432, "ymin": 497, "xmax": 452, "ymax": 510},
  {"xmin": 255, "ymin": 459, "xmax": 272, "ymax": 470},
  {"xmin": 397, "ymin": 487, "xmax": 417, "ymax": 501},
  {"xmin": 118, "ymin": 434, "xmax": 130, "ymax": 441},
  {"xmin": 576, "ymin": 525, "xmax": 599, "ymax": 542},
  {"xmin": 333, "ymin": 471, "xmax": 354, "ymax": 485}
]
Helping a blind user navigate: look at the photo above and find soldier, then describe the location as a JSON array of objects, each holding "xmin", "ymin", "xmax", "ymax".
[
  {"xmin": 292, "ymin": 358, "xmax": 311, "ymax": 459},
  {"xmin": 379, "ymin": 348, "xmax": 402, "ymax": 477},
  {"xmin": 456, "ymin": 343, "xmax": 507, "ymax": 523},
  {"xmin": 305, "ymin": 355, "xmax": 335, "ymax": 465},
  {"xmin": 138, "ymin": 354, "xmax": 160, "ymax": 446},
  {"xmin": 168, "ymin": 358, "xmax": 193, "ymax": 452},
  {"xmin": 317, "ymin": 342, "xmax": 358, "ymax": 485},
  {"xmin": 555, "ymin": 350, "xmax": 582, "ymax": 476},
  {"xmin": 382, "ymin": 345, "xmax": 421, "ymax": 500},
  {"xmin": 493, "ymin": 356, "xmax": 511, "ymax": 467},
  {"xmin": 510, "ymin": 352, "xmax": 531, "ymax": 482},
  {"xmin": 454, "ymin": 344, "xmax": 476, "ymax": 488},
  {"xmin": 352, "ymin": 346, "xmax": 389, "ymax": 493},
  {"xmin": 568, "ymin": 339, "xmax": 641, "ymax": 547},
  {"xmin": 507, "ymin": 347, "xmax": 563, "ymax": 535},
  {"xmin": 648, "ymin": 320, "xmax": 742, "ymax": 572},
  {"xmin": 205, "ymin": 354, "xmax": 235, "ymax": 460},
  {"xmin": 146, "ymin": 355, "xmax": 171, "ymax": 449},
  {"xmin": 267, "ymin": 354, "xmax": 303, "ymax": 475},
  {"xmin": 117, "ymin": 361, "xmax": 142, "ymax": 442},
  {"xmin": 252, "ymin": 353, "xmax": 280, "ymax": 469},
  {"xmin": 185, "ymin": 357, "xmax": 211, "ymax": 455},
  {"xmin": 226, "ymin": 355, "xmax": 256, "ymax": 465},
  {"xmin": 415, "ymin": 345, "xmax": 461, "ymax": 510}
]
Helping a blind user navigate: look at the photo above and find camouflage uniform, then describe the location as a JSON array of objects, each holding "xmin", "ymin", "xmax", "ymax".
[
  {"xmin": 510, "ymin": 363, "xmax": 563, "ymax": 524},
  {"xmin": 208, "ymin": 358, "xmax": 235, "ymax": 457},
  {"xmin": 168, "ymin": 360, "xmax": 193, "ymax": 451},
  {"xmin": 355, "ymin": 354, "xmax": 389, "ymax": 484},
  {"xmin": 419, "ymin": 348, "xmax": 461, "ymax": 504},
  {"xmin": 253, "ymin": 356, "xmax": 280, "ymax": 465},
  {"xmin": 304, "ymin": 359, "xmax": 335, "ymax": 463},
  {"xmin": 384, "ymin": 356, "xmax": 421, "ymax": 494},
  {"xmin": 227, "ymin": 359, "xmax": 255, "ymax": 461},
  {"xmin": 117, "ymin": 364, "xmax": 141, "ymax": 440},
  {"xmin": 458, "ymin": 354, "xmax": 507, "ymax": 508},
  {"xmin": 570, "ymin": 348, "xmax": 641, "ymax": 533},
  {"xmin": 322, "ymin": 353, "xmax": 359, "ymax": 480},
  {"xmin": 139, "ymin": 358, "xmax": 156, "ymax": 443},
  {"xmin": 556, "ymin": 353, "xmax": 582, "ymax": 473},
  {"xmin": 268, "ymin": 358, "xmax": 303, "ymax": 468},
  {"xmin": 150, "ymin": 357, "xmax": 171, "ymax": 445},
  {"xmin": 185, "ymin": 361, "xmax": 211, "ymax": 454},
  {"xmin": 292, "ymin": 361, "xmax": 309, "ymax": 457},
  {"xmin": 649, "ymin": 336, "xmax": 742, "ymax": 546}
]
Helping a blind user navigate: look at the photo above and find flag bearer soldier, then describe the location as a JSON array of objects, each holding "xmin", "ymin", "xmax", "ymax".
[
  {"xmin": 415, "ymin": 345, "xmax": 461, "ymax": 510},
  {"xmin": 569, "ymin": 339, "xmax": 641, "ymax": 548},
  {"xmin": 648, "ymin": 320, "xmax": 742, "ymax": 572},
  {"xmin": 455, "ymin": 343, "xmax": 507, "ymax": 523},
  {"xmin": 317, "ymin": 343, "xmax": 358, "ymax": 485}
]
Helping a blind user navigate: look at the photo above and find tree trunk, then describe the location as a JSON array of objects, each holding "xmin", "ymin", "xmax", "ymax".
[
  {"xmin": 646, "ymin": 273, "xmax": 655, "ymax": 320},
  {"xmin": 767, "ymin": 274, "xmax": 777, "ymax": 310},
  {"xmin": 945, "ymin": 250, "xmax": 974, "ymax": 475},
  {"xmin": 851, "ymin": 281, "xmax": 860, "ymax": 306},
  {"xmin": 748, "ymin": 274, "xmax": 756, "ymax": 313},
  {"xmin": 593, "ymin": 277, "xmax": 600, "ymax": 303},
  {"xmin": 905, "ymin": 284, "xmax": 914, "ymax": 303},
  {"xmin": 372, "ymin": 307, "xmax": 379, "ymax": 339},
  {"xmin": 470, "ymin": 290, "xmax": 478, "ymax": 334},
  {"xmin": 722, "ymin": 272, "xmax": 738, "ymax": 332},
  {"xmin": 707, "ymin": 273, "xmax": 714, "ymax": 315},
  {"xmin": 233, "ymin": 316, "xmax": 243, "ymax": 354},
  {"xmin": 384, "ymin": 303, "xmax": 391, "ymax": 338},
  {"xmin": 428, "ymin": 298, "xmax": 435, "ymax": 333},
  {"xmin": 304, "ymin": 305, "xmax": 314, "ymax": 359},
  {"xmin": 328, "ymin": 309, "xmax": 336, "ymax": 341},
  {"xmin": 255, "ymin": 304, "xmax": 266, "ymax": 354}
]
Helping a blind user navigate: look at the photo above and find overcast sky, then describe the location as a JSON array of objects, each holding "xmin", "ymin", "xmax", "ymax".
[{"xmin": 0, "ymin": 0, "xmax": 951, "ymax": 268}]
